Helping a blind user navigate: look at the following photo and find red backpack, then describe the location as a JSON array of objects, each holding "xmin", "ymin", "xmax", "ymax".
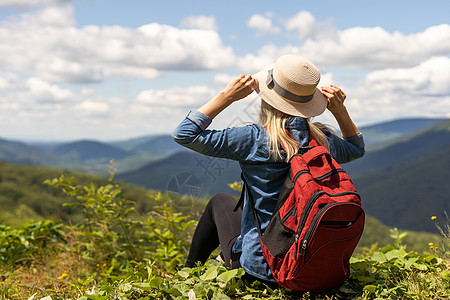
[{"xmin": 244, "ymin": 134, "xmax": 365, "ymax": 292}]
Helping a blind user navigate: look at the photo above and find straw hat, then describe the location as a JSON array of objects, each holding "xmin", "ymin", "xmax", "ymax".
[{"xmin": 254, "ymin": 54, "xmax": 328, "ymax": 118}]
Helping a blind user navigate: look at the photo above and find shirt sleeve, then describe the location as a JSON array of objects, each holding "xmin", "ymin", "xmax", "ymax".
[
  {"xmin": 326, "ymin": 131, "xmax": 366, "ymax": 164},
  {"xmin": 172, "ymin": 110, "xmax": 265, "ymax": 161}
]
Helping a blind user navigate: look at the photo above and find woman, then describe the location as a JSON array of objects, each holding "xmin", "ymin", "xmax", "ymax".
[{"xmin": 172, "ymin": 54, "xmax": 365, "ymax": 285}]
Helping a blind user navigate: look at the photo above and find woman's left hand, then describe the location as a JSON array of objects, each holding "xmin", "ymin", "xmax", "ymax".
[
  {"xmin": 321, "ymin": 85, "xmax": 347, "ymax": 115},
  {"xmin": 222, "ymin": 74, "xmax": 258, "ymax": 103}
]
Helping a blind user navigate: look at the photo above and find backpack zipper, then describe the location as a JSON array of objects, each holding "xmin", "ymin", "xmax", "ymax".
[
  {"xmin": 293, "ymin": 168, "xmax": 346, "ymax": 184},
  {"xmin": 299, "ymin": 198, "xmax": 360, "ymax": 262},
  {"xmin": 294, "ymin": 191, "xmax": 327, "ymax": 257}
]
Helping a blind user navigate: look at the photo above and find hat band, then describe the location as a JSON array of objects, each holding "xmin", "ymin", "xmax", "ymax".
[{"xmin": 266, "ymin": 69, "xmax": 315, "ymax": 103}]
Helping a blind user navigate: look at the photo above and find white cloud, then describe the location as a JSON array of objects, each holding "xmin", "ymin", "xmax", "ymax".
[
  {"xmin": 0, "ymin": 0, "xmax": 72, "ymax": 9},
  {"xmin": 364, "ymin": 56, "xmax": 450, "ymax": 96},
  {"xmin": 27, "ymin": 77, "xmax": 74, "ymax": 103},
  {"xmin": 137, "ymin": 86, "xmax": 217, "ymax": 107},
  {"xmin": 76, "ymin": 100, "xmax": 110, "ymax": 116},
  {"xmin": 247, "ymin": 14, "xmax": 281, "ymax": 35},
  {"xmin": 300, "ymin": 24, "xmax": 450, "ymax": 69},
  {"xmin": 240, "ymin": 11, "xmax": 450, "ymax": 72},
  {"xmin": 283, "ymin": 11, "xmax": 316, "ymax": 38},
  {"xmin": 0, "ymin": 6, "xmax": 235, "ymax": 84},
  {"xmin": 180, "ymin": 15, "xmax": 217, "ymax": 31},
  {"xmin": 213, "ymin": 73, "xmax": 236, "ymax": 86},
  {"xmin": 236, "ymin": 44, "xmax": 301, "ymax": 74},
  {"xmin": 346, "ymin": 56, "xmax": 450, "ymax": 125}
]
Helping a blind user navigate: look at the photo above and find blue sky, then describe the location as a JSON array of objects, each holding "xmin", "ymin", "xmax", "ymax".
[{"xmin": 1, "ymin": 0, "xmax": 449, "ymax": 141}]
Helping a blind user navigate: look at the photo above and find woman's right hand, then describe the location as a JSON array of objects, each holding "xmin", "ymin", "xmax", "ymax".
[
  {"xmin": 197, "ymin": 74, "xmax": 257, "ymax": 120},
  {"xmin": 221, "ymin": 74, "xmax": 258, "ymax": 103}
]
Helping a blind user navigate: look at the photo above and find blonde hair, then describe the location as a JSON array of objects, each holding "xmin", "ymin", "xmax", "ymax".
[{"xmin": 258, "ymin": 100, "xmax": 329, "ymax": 162}]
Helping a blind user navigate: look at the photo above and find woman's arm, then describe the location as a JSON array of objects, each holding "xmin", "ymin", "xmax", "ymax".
[
  {"xmin": 321, "ymin": 85, "xmax": 360, "ymax": 139},
  {"xmin": 198, "ymin": 74, "xmax": 257, "ymax": 119}
]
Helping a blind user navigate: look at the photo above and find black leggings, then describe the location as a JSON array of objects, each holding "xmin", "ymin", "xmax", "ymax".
[
  {"xmin": 185, "ymin": 193, "xmax": 280, "ymax": 289},
  {"xmin": 185, "ymin": 193, "xmax": 242, "ymax": 269}
]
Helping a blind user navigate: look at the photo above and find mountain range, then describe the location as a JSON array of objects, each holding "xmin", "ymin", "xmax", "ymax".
[{"xmin": 1, "ymin": 117, "xmax": 449, "ymax": 233}]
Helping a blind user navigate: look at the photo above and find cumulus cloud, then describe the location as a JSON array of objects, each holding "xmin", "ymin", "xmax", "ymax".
[
  {"xmin": 0, "ymin": 0, "xmax": 72, "ymax": 9},
  {"xmin": 247, "ymin": 14, "xmax": 281, "ymax": 35},
  {"xmin": 76, "ymin": 100, "xmax": 110, "ymax": 116},
  {"xmin": 0, "ymin": 5, "xmax": 235, "ymax": 84},
  {"xmin": 283, "ymin": 11, "xmax": 316, "ymax": 38},
  {"xmin": 180, "ymin": 15, "xmax": 217, "ymax": 31},
  {"xmin": 344, "ymin": 56, "xmax": 450, "ymax": 125},
  {"xmin": 137, "ymin": 86, "xmax": 217, "ymax": 107},
  {"xmin": 240, "ymin": 10, "xmax": 450, "ymax": 72},
  {"xmin": 364, "ymin": 56, "xmax": 450, "ymax": 96}
]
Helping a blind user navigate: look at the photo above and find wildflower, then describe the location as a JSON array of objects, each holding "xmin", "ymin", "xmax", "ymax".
[
  {"xmin": 428, "ymin": 242, "xmax": 434, "ymax": 246},
  {"xmin": 431, "ymin": 216, "xmax": 437, "ymax": 220},
  {"xmin": 57, "ymin": 270, "xmax": 68, "ymax": 280}
]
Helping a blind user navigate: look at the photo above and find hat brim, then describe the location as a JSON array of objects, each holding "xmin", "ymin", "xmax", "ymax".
[{"xmin": 253, "ymin": 65, "xmax": 328, "ymax": 118}]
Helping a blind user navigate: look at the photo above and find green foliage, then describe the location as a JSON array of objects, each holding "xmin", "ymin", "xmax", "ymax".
[
  {"xmin": 344, "ymin": 228, "xmax": 450, "ymax": 299},
  {"xmin": 42, "ymin": 168, "xmax": 196, "ymax": 278},
  {"xmin": 0, "ymin": 220, "xmax": 65, "ymax": 266},
  {"xmin": 0, "ymin": 173, "xmax": 449, "ymax": 299},
  {"xmin": 0, "ymin": 161, "xmax": 164, "ymax": 226}
]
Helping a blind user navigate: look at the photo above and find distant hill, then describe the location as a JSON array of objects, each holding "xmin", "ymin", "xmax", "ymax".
[
  {"xmin": 344, "ymin": 118, "xmax": 450, "ymax": 176},
  {"xmin": 117, "ymin": 151, "xmax": 241, "ymax": 197},
  {"xmin": 0, "ymin": 138, "xmax": 58, "ymax": 165},
  {"xmin": 53, "ymin": 140, "xmax": 132, "ymax": 161},
  {"xmin": 359, "ymin": 118, "xmax": 445, "ymax": 147},
  {"xmin": 353, "ymin": 143, "xmax": 450, "ymax": 232},
  {"xmin": 111, "ymin": 134, "xmax": 184, "ymax": 155},
  {"xmin": 0, "ymin": 118, "xmax": 444, "ymax": 175}
]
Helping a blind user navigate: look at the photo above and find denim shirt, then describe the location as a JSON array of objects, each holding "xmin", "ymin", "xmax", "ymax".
[{"xmin": 172, "ymin": 110, "xmax": 365, "ymax": 281}]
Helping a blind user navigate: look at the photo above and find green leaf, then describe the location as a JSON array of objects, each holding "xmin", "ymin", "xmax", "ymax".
[
  {"xmin": 200, "ymin": 266, "xmax": 219, "ymax": 281},
  {"xmin": 385, "ymin": 249, "xmax": 400, "ymax": 261},
  {"xmin": 132, "ymin": 282, "xmax": 153, "ymax": 291},
  {"xmin": 212, "ymin": 290, "xmax": 231, "ymax": 300},
  {"xmin": 217, "ymin": 269, "xmax": 240, "ymax": 283},
  {"xmin": 351, "ymin": 261, "xmax": 370, "ymax": 271},
  {"xmin": 177, "ymin": 269, "xmax": 190, "ymax": 279},
  {"xmin": 379, "ymin": 245, "xmax": 396, "ymax": 253},
  {"xmin": 371, "ymin": 251, "xmax": 387, "ymax": 263},
  {"xmin": 424, "ymin": 255, "xmax": 438, "ymax": 264},
  {"xmin": 440, "ymin": 270, "xmax": 450, "ymax": 280},
  {"xmin": 363, "ymin": 284, "xmax": 378, "ymax": 293}
]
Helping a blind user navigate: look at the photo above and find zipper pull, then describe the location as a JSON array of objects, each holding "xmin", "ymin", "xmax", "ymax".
[
  {"xmin": 301, "ymin": 239, "xmax": 308, "ymax": 252},
  {"xmin": 301, "ymin": 239, "xmax": 308, "ymax": 262},
  {"xmin": 294, "ymin": 233, "xmax": 299, "ymax": 257}
]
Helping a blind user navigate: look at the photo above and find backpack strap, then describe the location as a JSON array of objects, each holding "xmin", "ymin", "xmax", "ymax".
[
  {"xmin": 233, "ymin": 173, "xmax": 246, "ymax": 212},
  {"xmin": 233, "ymin": 173, "xmax": 263, "ymax": 237}
]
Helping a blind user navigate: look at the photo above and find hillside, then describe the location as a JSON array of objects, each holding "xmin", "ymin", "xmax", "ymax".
[
  {"xmin": 0, "ymin": 161, "xmax": 443, "ymax": 253},
  {"xmin": 116, "ymin": 151, "xmax": 241, "ymax": 197},
  {"xmin": 344, "ymin": 118, "xmax": 450, "ymax": 176},
  {"xmin": 53, "ymin": 140, "xmax": 131, "ymax": 161},
  {"xmin": 0, "ymin": 118, "xmax": 444, "ymax": 175},
  {"xmin": 358, "ymin": 117, "xmax": 445, "ymax": 147},
  {"xmin": 353, "ymin": 143, "xmax": 450, "ymax": 232},
  {"xmin": 0, "ymin": 162, "xmax": 158, "ymax": 226},
  {"xmin": 0, "ymin": 138, "xmax": 59, "ymax": 165}
]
